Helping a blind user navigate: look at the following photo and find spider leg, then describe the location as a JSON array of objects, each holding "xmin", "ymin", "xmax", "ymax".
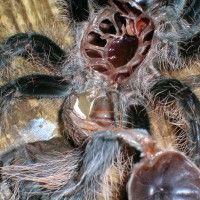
[
  {"xmin": 180, "ymin": 31, "xmax": 200, "ymax": 56},
  {"xmin": 0, "ymin": 74, "xmax": 70, "ymax": 98},
  {"xmin": 64, "ymin": 129, "xmax": 153, "ymax": 199},
  {"xmin": 151, "ymin": 79, "xmax": 200, "ymax": 165},
  {"xmin": 182, "ymin": 0, "xmax": 200, "ymax": 25},
  {"xmin": 0, "ymin": 129, "xmax": 148, "ymax": 199},
  {"xmin": 182, "ymin": 74, "xmax": 200, "ymax": 90},
  {"xmin": 179, "ymin": 0, "xmax": 200, "ymax": 56},
  {"xmin": 56, "ymin": 130, "xmax": 121, "ymax": 199},
  {"xmin": 69, "ymin": 0, "xmax": 110, "ymax": 22},
  {"xmin": 95, "ymin": 0, "xmax": 108, "ymax": 6},
  {"xmin": 69, "ymin": 0, "xmax": 89, "ymax": 22},
  {"xmin": 126, "ymin": 105, "xmax": 151, "ymax": 132},
  {"xmin": 91, "ymin": 0, "xmax": 109, "ymax": 9},
  {"xmin": 0, "ymin": 33, "xmax": 66, "ymax": 69},
  {"xmin": 143, "ymin": 0, "xmax": 200, "ymax": 58},
  {"xmin": 0, "ymin": 74, "xmax": 71, "ymax": 114},
  {"xmin": 141, "ymin": 0, "xmax": 187, "ymax": 14},
  {"xmin": 0, "ymin": 137, "xmax": 78, "ymax": 199}
]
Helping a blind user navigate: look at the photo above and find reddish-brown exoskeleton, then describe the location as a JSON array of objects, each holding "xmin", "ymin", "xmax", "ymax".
[{"xmin": 0, "ymin": 0, "xmax": 200, "ymax": 199}]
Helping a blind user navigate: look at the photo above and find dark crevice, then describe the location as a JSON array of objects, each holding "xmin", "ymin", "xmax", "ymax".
[
  {"xmin": 113, "ymin": 0, "xmax": 128, "ymax": 14},
  {"xmin": 143, "ymin": 30, "xmax": 154, "ymax": 41},
  {"xmin": 125, "ymin": 3, "xmax": 142, "ymax": 16},
  {"xmin": 99, "ymin": 19, "xmax": 116, "ymax": 34},
  {"xmin": 87, "ymin": 32, "xmax": 106, "ymax": 47},
  {"xmin": 85, "ymin": 49, "xmax": 102, "ymax": 58},
  {"xmin": 114, "ymin": 13, "xmax": 126, "ymax": 33},
  {"xmin": 115, "ymin": 73, "xmax": 130, "ymax": 83},
  {"xmin": 92, "ymin": 65, "xmax": 108, "ymax": 73}
]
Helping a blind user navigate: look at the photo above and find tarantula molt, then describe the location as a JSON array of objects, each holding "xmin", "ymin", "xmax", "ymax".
[{"xmin": 0, "ymin": 0, "xmax": 200, "ymax": 199}]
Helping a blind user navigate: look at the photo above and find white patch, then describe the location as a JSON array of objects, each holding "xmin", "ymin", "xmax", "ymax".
[
  {"xmin": 134, "ymin": 128, "xmax": 149, "ymax": 135},
  {"xmin": 19, "ymin": 118, "xmax": 56, "ymax": 143},
  {"xmin": 74, "ymin": 98, "xmax": 87, "ymax": 119}
]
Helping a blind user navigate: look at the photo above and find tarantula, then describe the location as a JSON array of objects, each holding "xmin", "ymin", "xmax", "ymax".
[{"xmin": 0, "ymin": 0, "xmax": 200, "ymax": 199}]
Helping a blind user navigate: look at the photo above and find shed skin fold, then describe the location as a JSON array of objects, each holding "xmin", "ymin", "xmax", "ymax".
[{"xmin": 0, "ymin": 0, "xmax": 200, "ymax": 199}]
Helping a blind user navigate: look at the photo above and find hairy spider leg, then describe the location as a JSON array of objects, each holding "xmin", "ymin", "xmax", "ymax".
[
  {"xmin": 0, "ymin": 74, "xmax": 71, "ymax": 116},
  {"xmin": 182, "ymin": 0, "xmax": 200, "ymax": 24},
  {"xmin": 126, "ymin": 105, "xmax": 151, "ymax": 132},
  {"xmin": 69, "ymin": 0, "xmax": 89, "ymax": 22},
  {"xmin": 0, "ymin": 130, "xmax": 125, "ymax": 199},
  {"xmin": 180, "ymin": 31, "xmax": 200, "ymax": 56},
  {"xmin": 178, "ymin": 0, "xmax": 200, "ymax": 56},
  {"xmin": 69, "ymin": 0, "xmax": 110, "ymax": 22},
  {"xmin": 151, "ymin": 78, "xmax": 200, "ymax": 166},
  {"xmin": 52, "ymin": 130, "xmax": 122, "ymax": 199},
  {"xmin": 0, "ymin": 33, "xmax": 66, "ymax": 69}
]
